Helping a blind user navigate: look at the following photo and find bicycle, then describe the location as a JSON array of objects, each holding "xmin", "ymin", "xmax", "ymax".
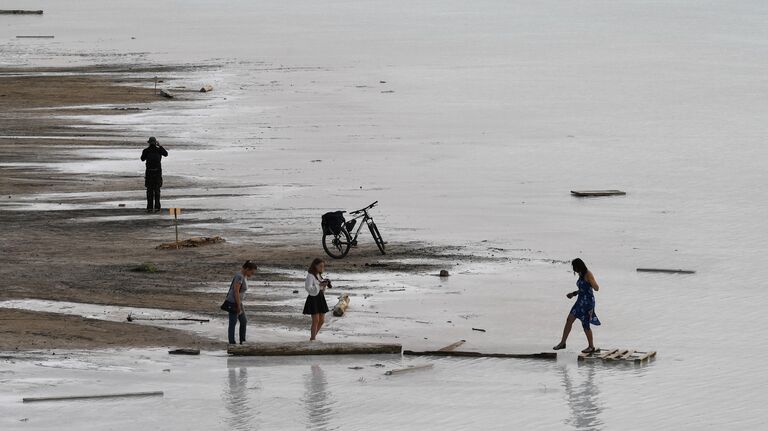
[{"xmin": 322, "ymin": 201, "xmax": 386, "ymax": 259}]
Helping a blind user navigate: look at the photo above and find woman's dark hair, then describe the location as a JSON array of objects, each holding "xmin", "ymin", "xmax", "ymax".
[
  {"xmin": 308, "ymin": 258, "xmax": 325, "ymax": 276},
  {"xmin": 572, "ymin": 258, "xmax": 588, "ymax": 278},
  {"xmin": 242, "ymin": 260, "xmax": 258, "ymax": 271}
]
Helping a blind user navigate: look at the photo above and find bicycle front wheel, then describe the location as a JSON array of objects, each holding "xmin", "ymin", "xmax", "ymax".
[
  {"xmin": 368, "ymin": 222, "xmax": 386, "ymax": 255},
  {"xmin": 323, "ymin": 230, "xmax": 352, "ymax": 259}
]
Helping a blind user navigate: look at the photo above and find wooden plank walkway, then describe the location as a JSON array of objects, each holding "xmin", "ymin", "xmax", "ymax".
[
  {"xmin": 228, "ymin": 341, "xmax": 402, "ymax": 356},
  {"xmin": 578, "ymin": 348, "xmax": 656, "ymax": 364}
]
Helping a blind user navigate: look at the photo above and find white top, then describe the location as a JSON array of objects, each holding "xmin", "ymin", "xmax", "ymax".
[{"xmin": 305, "ymin": 273, "xmax": 324, "ymax": 296}]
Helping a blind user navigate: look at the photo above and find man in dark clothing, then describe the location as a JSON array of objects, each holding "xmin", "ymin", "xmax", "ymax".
[{"xmin": 140, "ymin": 137, "xmax": 168, "ymax": 213}]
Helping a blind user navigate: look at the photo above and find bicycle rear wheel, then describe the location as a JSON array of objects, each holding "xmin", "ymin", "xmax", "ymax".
[
  {"xmin": 323, "ymin": 230, "xmax": 352, "ymax": 259},
  {"xmin": 368, "ymin": 222, "xmax": 386, "ymax": 255}
]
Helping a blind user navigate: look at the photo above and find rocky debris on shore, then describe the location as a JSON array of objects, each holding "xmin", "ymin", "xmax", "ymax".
[{"xmin": 156, "ymin": 236, "xmax": 225, "ymax": 250}]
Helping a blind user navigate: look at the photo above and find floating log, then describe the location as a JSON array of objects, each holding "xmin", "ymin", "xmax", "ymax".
[
  {"xmin": 637, "ymin": 268, "xmax": 695, "ymax": 274},
  {"xmin": 578, "ymin": 348, "xmax": 656, "ymax": 364},
  {"xmin": 1, "ymin": 10, "xmax": 44, "ymax": 14},
  {"xmin": 570, "ymin": 190, "xmax": 626, "ymax": 197},
  {"xmin": 333, "ymin": 294, "xmax": 350, "ymax": 317},
  {"xmin": 16, "ymin": 35, "xmax": 54, "ymax": 39},
  {"xmin": 23, "ymin": 391, "xmax": 163, "ymax": 403},
  {"xmin": 403, "ymin": 350, "xmax": 556, "ymax": 360},
  {"xmin": 168, "ymin": 348, "xmax": 200, "ymax": 355},
  {"xmin": 437, "ymin": 340, "xmax": 466, "ymax": 352},
  {"xmin": 472, "ymin": 327, "xmax": 486, "ymax": 333},
  {"xmin": 228, "ymin": 341, "xmax": 401, "ymax": 356},
  {"xmin": 385, "ymin": 363, "xmax": 434, "ymax": 376},
  {"xmin": 199, "ymin": 84, "xmax": 214, "ymax": 93}
]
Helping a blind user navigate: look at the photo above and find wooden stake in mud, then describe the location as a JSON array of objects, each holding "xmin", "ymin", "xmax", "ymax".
[
  {"xmin": 168, "ymin": 208, "xmax": 182, "ymax": 248},
  {"xmin": 154, "ymin": 76, "xmax": 158, "ymax": 95}
]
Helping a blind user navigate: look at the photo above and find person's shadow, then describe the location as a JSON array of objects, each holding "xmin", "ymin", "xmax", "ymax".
[
  {"xmin": 223, "ymin": 367, "xmax": 258, "ymax": 430},
  {"xmin": 560, "ymin": 364, "xmax": 603, "ymax": 431},
  {"xmin": 302, "ymin": 364, "xmax": 336, "ymax": 431}
]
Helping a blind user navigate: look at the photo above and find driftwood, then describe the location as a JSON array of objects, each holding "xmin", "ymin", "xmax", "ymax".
[
  {"xmin": 333, "ymin": 294, "xmax": 350, "ymax": 317},
  {"xmin": 637, "ymin": 268, "xmax": 695, "ymax": 274},
  {"xmin": 385, "ymin": 363, "xmax": 434, "ymax": 376},
  {"xmin": 199, "ymin": 84, "xmax": 214, "ymax": 93},
  {"xmin": 157, "ymin": 236, "xmax": 225, "ymax": 250},
  {"xmin": 403, "ymin": 350, "xmax": 556, "ymax": 360},
  {"xmin": 1, "ymin": 10, "xmax": 44, "ymax": 14},
  {"xmin": 437, "ymin": 340, "xmax": 466, "ymax": 352},
  {"xmin": 168, "ymin": 348, "xmax": 200, "ymax": 355},
  {"xmin": 127, "ymin": 314, "xmax": 209, "ymax": 323},
  {"xmin": 23, "ymin": 391, "xmax": 163, "ymax": 403},
  {"xmin": 16, "ymin": 35, "xmax": 54, "ymax": 39},
  {"xmin": 228, "ymin": 341, "xmax": 401, "ymax": 356},
  {"xmin": 570, "ymin": 190, "xmax": 626, "ymax": 197}
]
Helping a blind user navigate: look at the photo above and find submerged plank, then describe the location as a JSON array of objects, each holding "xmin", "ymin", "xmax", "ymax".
[
  {"xmin": 23, "ymin": 391, "xmax": 163, "ymax": 403},
  {"xmin": 385, "ymin": 363, "xmax": 434, "ymax": 375},
  {"xmin": 637, "ymin": 268, "xmax": 696, "ymax": 274},
  {"xmin": 570, "ymin": 190, "xmax": 626, "ymax": 197},
  {"xmin": 228, "ymin": 341, "xmax": 402, "ymax": 356},
  {"xmin": 403, "ymin": 350, "xmax": 556, "ymax": 360}
]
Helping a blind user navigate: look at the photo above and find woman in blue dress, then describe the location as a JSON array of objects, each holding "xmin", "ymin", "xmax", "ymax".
[{"xmin": 553, "ymin": 258, "xmax": 601, "ymax": 353}]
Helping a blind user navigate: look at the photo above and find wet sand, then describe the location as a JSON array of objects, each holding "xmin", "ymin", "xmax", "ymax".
[{"xmin": 0, "ymin": 66, "xmax": 487, "ymax": 350}]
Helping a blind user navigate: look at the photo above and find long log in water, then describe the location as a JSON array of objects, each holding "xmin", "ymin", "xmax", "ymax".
[
  {"xmin": 228, "ymin": 341, "xmax": 402, "ymax": 356},
  {"xmin": 0, "ymin": 10, "xmax": 44, "ymax": 14},
  {"xmin": 23, "ymin": 391, "xmax": 163, "ymax": 403},
  {"xmin": 403, "ymin": 350, "xmax": 556, "ymax": 360}
]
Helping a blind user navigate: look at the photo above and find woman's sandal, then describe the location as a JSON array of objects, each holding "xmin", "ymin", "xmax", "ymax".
[
  {"xmin": 581, "ymin": 346, "xmax": 597, "ymax": 354},
  {"xmin": 553, "ymin": 343, "xmax": 566, "ymax": 350}
]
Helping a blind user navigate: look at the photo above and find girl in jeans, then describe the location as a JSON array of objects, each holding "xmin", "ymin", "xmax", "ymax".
[{"xmin": 226, "ymin": 260, "xmax": 257, "ymax": 345}]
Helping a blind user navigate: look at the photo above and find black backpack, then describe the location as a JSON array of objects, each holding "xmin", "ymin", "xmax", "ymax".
[{"xmin": 321, "ymin": 211, "xmax": 346, "ymax": 235}]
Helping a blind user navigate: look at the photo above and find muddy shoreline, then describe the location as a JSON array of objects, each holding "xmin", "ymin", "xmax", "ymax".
[{"xmin": 0, "ymin": 66, "xmax": 491, "ymax": 350}]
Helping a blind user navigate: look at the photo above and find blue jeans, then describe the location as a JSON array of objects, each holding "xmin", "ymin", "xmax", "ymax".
[{"xmin": 228, "ymin": 311, "xmax": 247, "ymax": 344}]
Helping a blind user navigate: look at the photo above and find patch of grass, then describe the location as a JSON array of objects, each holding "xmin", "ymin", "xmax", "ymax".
[{"xmin": 131, "ymin": 262, "xmax": 158, "ymax": 273}]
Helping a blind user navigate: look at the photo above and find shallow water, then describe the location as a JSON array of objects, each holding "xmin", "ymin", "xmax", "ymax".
[{"xmin": 2, "ymin": 0, "xmax": 768, "ymax": 429}]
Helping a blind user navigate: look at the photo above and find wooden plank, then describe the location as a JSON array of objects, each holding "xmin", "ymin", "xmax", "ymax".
[
  {"xmin": 168, "ymin": 348, "xmax": 200, "ymax": 355},
  {"xmin": 634, "ymin": 351, "xmax": 657, "ymax": 363},
  {"xmin": 605, "ymin": 349, "xmax": 629, "ymax": 360},
  {"xmin": 637, "ymin": 268, "xmax": 696, "ymax": 274},
  {"xmin": 570, "ymin": 190, "xmax": 626, "ymax": 197},
  {"xmin": 0, "ymin": 10, "xmax": 44, "ymax": 14},
  {"xmin": 23, "ymin": 391, "xmax": 163, "ymax": 403},
  {"xmin": 403, "ymin": 350, "xmax": 556, "ymax": 360},
  {"xmin": 437, "ymin": 340, "xmax": 466, "ymax": 352},
  {"xmin": 228, "ymin": 341, "xmax": 401, "ymax": 356},
  {"xmin": 618, "ymin": 349, "xmax": 635, "ymax": 360},
  {"xmin": 385, "ymin": 364, "xmax": 434, "ymax": 376},
  {"xmin": 578, "ymin": 348, "xmax": 615, "ymax": 361}
]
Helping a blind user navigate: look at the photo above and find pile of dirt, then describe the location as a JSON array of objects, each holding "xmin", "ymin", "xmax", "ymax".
[{"xmin": 156, "ymin": 236, "xmax": 226, "ymax": 250}]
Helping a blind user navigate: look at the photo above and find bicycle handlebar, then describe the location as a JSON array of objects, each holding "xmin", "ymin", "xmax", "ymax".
[{"xmin": 349, "ymin": 201, "xmax": 378, "ymax": 215}]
